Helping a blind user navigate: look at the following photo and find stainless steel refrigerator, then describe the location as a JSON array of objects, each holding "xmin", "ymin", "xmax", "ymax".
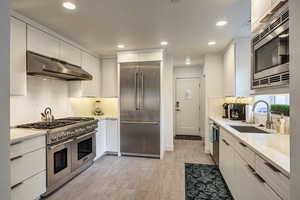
[{"xmin": 120, "ymin": 61, "xmax": 160, "ymax": 158}]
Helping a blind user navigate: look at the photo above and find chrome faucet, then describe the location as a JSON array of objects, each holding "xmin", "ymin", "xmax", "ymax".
[{"xmin": 252, "ymin": 100, "xmax": 273, "ymax": 129}]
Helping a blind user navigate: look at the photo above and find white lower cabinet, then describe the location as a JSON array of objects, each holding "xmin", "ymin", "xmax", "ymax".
[
  {"xmin": 11, "ymin": 148, "xmax": 46, "ymax": 186},
  {"xmin": 95, "ymin": 120, "xmax": 106, "ymax": 160},
  {"xmin": 105, "ymin": 119, "xmax": 119, "ymax": 153},
  {"xmin": 219, "ymin": 128, "xmax": 286, "ymax": 200},
  {"xmin": 95, "ymin": 119, "xmax": 119, "ymax": 160},
  {"xmin": 10, "ymin": 136, "xmax": 46, "ymax": 200},
  {"xmin": 234, "ymin": 153, "xmax": 281, "ymax": 200},
  {"xmin": 219, "ymin": 135, "xmax": 235, "ymax": 191},
  {"xmin": 11, "ymin": 171, "xmax": 46, "ymax": 200}
]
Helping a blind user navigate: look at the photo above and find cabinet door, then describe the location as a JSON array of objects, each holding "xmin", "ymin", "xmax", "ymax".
[
  {"xmin": 81, "ymin": 52, "xmax": 101, "ymax": 97},
  {"xmin": 69, "ymin": 53, "xmax": 101, "ymax": 97},
  {"xmin": 11, "ymin": 171, "xmax": 46, "ymax": 200},
  {"xmin": 105, "ymin": 120, "xmax": 118, "ymax": 152},
  {"xmin": 27, "ymin": 26, "xmax": 60, "ymax": 59},
  {"xmin": 101, "ymin": 58, "xmax": 118, "ymax": 97},
  {"xmin": 251, "ymin": 0, "xmax": 272, "ymax": 31},
  {"xmin": 234, "ymin": 152, "xmax": 281, "ymax": 200},
  {"xmin": 219, "ymin": 136, "xmax": 235, "ymax": 192},
  {"xmin": 10, "ymin": 17, "xmax": 27, "ymax": 96},
  {"xmin": 59, "ymin": 41, "xmax": 81, "ymax": 66},
  {"xmin": 223, "ymin": 42, "xmax": 236, "ymax": 97},
  {"xmin": 95, "ymin": 120, "xmax": 106, "ymax": 160}
]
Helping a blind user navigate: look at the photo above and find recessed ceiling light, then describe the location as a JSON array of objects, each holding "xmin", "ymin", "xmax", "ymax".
[
  {"xmin": 208, "ymin": 41, "xmax": 216, "ymax": 46},
  {"xmin": 160, "ymin": 41, "xmax": 168, "ymax": 46},
  {"xmin": 216, "ymin": 20, "xmax": 228, "ymax": 27},
  {"xmin": 185, "ymin": 58, "xmax": 191, "ymax": 65},
  {"xmin": 117, "ymin": 44, "xmax": 125, "ymax": 49},
  {"xmin": 63, "ymin": 1, "xmax": 76, "ymax": 10}
]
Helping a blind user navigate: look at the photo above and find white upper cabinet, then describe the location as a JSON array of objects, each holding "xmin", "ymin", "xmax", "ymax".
[
  {"xmin": 81, "ymin": 52, "xmax": 101, "ymax": 97},
  {"xmin": 59, "ymin": 41, "xmax": 82, "ymax": 66},
  {"xmin": 223, "ymin": 39, "xmax": 251, "ymax": 97},
  {"xmin": 10, "ymin": 17, "xmax": 27, "ymax": 96},
  {"xmin": 223, "ymin": 42, "xmax": 236, "ymax": 97},
  {"xmin": 27, "ymin": 26, "xmax": 60, "ymax": 59},
  {"xmin": 69, "ymin": 52, "xmax": 101, "ymax": 97},
  {"xmin": 251, "ymin": 0, "xmax": 287, "ymax": 32},
  {"xmin": 101, "ymin": 58, "xmax": 118, "ymax": 98}
]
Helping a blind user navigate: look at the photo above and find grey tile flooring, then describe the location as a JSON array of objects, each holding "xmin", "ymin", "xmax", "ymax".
[{"xmin": 46, "ymin": 140, "xmax": 214, "ymax": 200}]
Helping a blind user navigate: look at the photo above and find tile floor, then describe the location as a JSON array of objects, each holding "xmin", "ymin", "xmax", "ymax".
[{"xmin": 46, "ymin": 140, "xmax": 213, "ymax": 200}]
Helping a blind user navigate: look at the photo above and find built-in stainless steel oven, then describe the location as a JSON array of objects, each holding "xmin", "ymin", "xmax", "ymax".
[
  {"xmin": 72, "ymin": 131, "xmax": 96, "ymax": 171},
  {"xmin": 47, "ymin": 138, "xmax": 73, "ymax": 187},
  {"xmin": 252, "ymin": 8, "xmax": 289, "ymax": 89}
]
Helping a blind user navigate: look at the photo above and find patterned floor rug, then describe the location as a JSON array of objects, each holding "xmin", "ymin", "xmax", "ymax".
[{"xmin": 185, "ymin": 163, "xmax": 234, "ymax": 200}]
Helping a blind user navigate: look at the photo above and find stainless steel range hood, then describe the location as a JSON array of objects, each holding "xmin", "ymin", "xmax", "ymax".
[{"xmin": 27, "ymin": 51, "xmax": 93, "ymax": 81}]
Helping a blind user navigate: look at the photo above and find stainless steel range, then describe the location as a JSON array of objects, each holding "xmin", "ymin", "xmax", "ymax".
[{"xmin": 17, "ymin": 117, "xmax": 98, "ymax": 197}]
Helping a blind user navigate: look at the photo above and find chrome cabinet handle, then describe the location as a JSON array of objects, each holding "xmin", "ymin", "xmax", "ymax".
[
  {"xmin": 247, "ymin": 164, "xmax": 266, "ymax": 183},
  {"xmin": 222, "ymin": 139, "xmax": 230, "ymax": 146},
  {"xmin": 134, "ymin": 71, "xmax": 139, "ymax": 110},
  {"xmin": 239, "ymin": 142, "xmax": 247, "ymax": 148},
  {"xmin": 140, "ymin": 71, "xmax": 144, "ymax": 110},
  {"xmin": 264, "ymin": 161, "xmax": 280, "ymax": 173},
  {"xmin": 10, "ymin": 155, "xmax": 23, "ymax": 161},
  {"xmin": 76, "ymin": 131, "xmax": 96, "ymax": 140},
  {"xmin": 11, "ymin": 141, "xmax": 22, "ymax": 146},
  {"xmin": 11, "ymin": 182, "xmax": 23, "ymax": 190}
]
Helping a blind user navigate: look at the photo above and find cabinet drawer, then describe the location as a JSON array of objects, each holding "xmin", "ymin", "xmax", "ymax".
[
  {"xmin": 234, "ymin": 139, "xmax": 256, "ymax": 167},
  {"xmin": 220, "ymin": 128, "xmax": 235, "ymax": 146},
  {"xmin": 11, "ymin": 170, "xmax": 46, "ymax": 200},
  {"xmin": 10, "ymin": 136, "xmax": 46, "ymax": 158},
  {"xmin": 235, "ymin": 153, "xmax": 282, "ymax": 200},
  {"xmin": 256, "ymin": 155, "xmax": 290, "ymax": 200},
  {"xmin": 11, "ymin": 147, "xmax": 46, "ymax": 187}
]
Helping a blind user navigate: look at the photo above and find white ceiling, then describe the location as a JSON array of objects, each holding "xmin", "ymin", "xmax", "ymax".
[{"xmin": 12, "ymin": 0, "xmax": 251, "ymax": 66}]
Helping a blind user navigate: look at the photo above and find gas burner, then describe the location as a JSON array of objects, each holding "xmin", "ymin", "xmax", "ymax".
[
  {"xmin": 16, "ymin": 120, "xmax": 77, "ymax": 129},
  {"xmin": 16, "ymin": 117, "xmax": 95, "ymax": 130},
  {"xmin": 57, "ymin": 117, "xmax": 95, "ymax": 122}
]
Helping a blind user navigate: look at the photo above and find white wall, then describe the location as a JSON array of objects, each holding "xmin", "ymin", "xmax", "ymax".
[
  {"xmin": 290, "ymin": 0, "xmax": 300, "ymax": 199},
  {"xmin": 70, "ymin": 98, "xmax": 118, "ymax": 117},
  {"xmin": 10, "ymin": 76, "xmax": 72, "ymax": 126},
  {"xmin": 174, "ymin": 65, "xmax": 204, "ymax": 137},
  {"xmin": 0, "ymin": 0, "xmax": 11, "ymax": 199},
  {"xmin": 174, "ymin": 65, "xmax": 202, "ymax": 78},
  {"xmin": 163, "ymin": 55, "xmax": 175, "ymax": 151},
  {"xmin": 203, "ymin": 53, "xmax": 224, "ymax": 153}
]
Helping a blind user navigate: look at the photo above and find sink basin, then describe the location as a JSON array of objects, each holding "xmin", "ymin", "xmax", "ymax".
[{"xmin": 230, "ymin": 125, "xmax": 270, "ymax": 134}]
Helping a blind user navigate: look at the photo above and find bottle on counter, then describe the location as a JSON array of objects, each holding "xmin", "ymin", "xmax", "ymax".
[{"xmin": 279, "ymin": 114, "xmax": 286, "ymax": 134}]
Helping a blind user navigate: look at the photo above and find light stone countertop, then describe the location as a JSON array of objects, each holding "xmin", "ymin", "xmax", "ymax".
[
  {"xmin": 209, "ymin": 116, "xmax": 290, "ymax": 177},
  {"xmin": 80, "ymin": 115, "xmax": 118, "ymax": 120},
  {"xmin": 10, "ymin": 128, "xmax": 47, "ymax": 144}
]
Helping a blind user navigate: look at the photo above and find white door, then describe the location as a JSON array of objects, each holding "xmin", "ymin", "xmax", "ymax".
[{"xmin": 175, "ymin": 78, "xmax": 201, "ymax": 136}]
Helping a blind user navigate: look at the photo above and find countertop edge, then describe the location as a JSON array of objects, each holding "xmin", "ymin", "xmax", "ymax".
[
  {"xmin": 10, "ymin": 130, "xmax": 47, "ymax": 144},
  {"xmin": 209, "ymin": 116, "xmax": 290, "ymax": 177}
]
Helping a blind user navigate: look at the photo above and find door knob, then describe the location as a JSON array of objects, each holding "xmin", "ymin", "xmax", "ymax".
[{"xmin": 176, "ymin": 109, "xmax": 181, "ymax": 111}]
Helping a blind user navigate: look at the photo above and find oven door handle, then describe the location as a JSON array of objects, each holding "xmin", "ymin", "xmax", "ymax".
[
  {"xmin": 48, "ymin": 139, "xmax": 74, "ymax": 150},
  {"xmin": 76, "ymin": 131, "xmax": 96, "ymax": 140}
]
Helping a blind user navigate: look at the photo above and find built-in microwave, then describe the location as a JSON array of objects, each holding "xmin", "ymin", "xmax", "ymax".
[{"xmin": 251, "ymin": 9, "xmax": 289, "ymax": 89}]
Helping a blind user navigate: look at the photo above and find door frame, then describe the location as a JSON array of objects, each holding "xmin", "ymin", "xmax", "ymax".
[{"xmin": 174, "ymin": 76, "xmax": 201, "ymax": 136}]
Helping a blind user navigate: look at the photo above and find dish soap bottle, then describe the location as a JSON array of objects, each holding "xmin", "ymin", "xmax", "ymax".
[{"xmin": 279, "ymin": 114, "xmax": 286, "ymax": 134}]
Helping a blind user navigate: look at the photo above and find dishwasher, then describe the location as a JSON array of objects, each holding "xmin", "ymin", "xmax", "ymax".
[{"xmin": 211, "ymin": 123, "xmax": 220, "ymax": 166}]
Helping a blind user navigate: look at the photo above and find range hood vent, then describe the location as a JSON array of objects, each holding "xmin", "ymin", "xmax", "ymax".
[{"xmin": 27, "ymin": 51, "xmax": 93, "ymax": 81}]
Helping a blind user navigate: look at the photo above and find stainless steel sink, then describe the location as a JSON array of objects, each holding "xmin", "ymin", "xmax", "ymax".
[{"xmin": 229, "ymin": 125, "xmax": 270, "ymax": 134}]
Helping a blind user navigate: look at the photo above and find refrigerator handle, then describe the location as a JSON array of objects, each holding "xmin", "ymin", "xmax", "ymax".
[
  {"xmin": 135, "ymin": 71, "xmax": 139, "ymax": 110},
  {"xmin": 140, "ymin": 72, "xmax": 144, "ymax": 110}
]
